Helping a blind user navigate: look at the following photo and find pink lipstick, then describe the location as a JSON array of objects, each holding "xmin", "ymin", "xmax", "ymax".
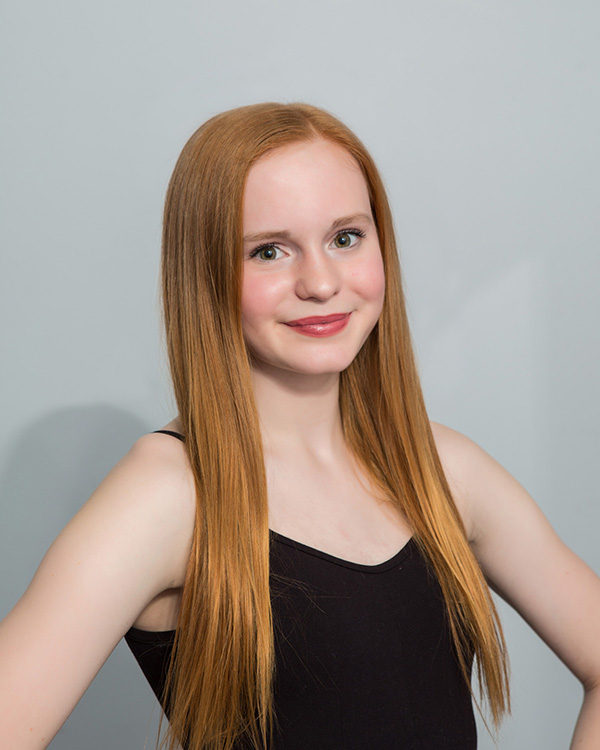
[{"xmin": 284, "ymin": 313, "xmax": 351, "ymax": 337}]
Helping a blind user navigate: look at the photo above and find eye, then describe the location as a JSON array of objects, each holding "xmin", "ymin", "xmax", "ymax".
[
  {"xmin": 332, "ymin": 228, "xmax": 366, "ymax": 249},
  {"xmin": 249, "ymin": 244, "xmax": 284, "ymax": 262}
]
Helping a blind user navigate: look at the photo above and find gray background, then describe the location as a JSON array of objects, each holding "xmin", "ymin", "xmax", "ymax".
[{"xmin": 1, "ymin": 1, "xmax": 598, "ymax": 747}]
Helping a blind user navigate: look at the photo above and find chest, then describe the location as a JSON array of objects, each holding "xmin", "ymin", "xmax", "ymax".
[
  {"xmin": 268, "ymin": 538, "xmax": 477, "ymax": 748},
  {"xmin": 266, "ymin": 459, "xmax": 412, "ymax": 566}
]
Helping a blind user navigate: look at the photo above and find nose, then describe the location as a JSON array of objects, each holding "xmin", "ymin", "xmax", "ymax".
[{"xmin": 294, "ymin": 248, "xmax": 341, "ymax": 301}]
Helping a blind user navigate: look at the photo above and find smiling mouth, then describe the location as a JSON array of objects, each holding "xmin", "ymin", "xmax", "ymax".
[
  {"xmin": 284, "ymin": 313, "xmax": 350, "ymax": 326},
  {"xmin": 283, "ymin": 313, "xmax": 351, "ymax": 337}
]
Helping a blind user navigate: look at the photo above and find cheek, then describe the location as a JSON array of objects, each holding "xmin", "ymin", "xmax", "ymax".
[
  {"xmin": 352, "ymin": 252, "xmax": 386, "ymax": 307},
  {"xmin": 240, "ymin": 272, "xmax": 285, "ymax": 331}
]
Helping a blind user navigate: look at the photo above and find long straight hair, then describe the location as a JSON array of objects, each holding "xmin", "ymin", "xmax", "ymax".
[{"xmin": 160, "ymin": 102, "xmax": 509, "ymax": 750}]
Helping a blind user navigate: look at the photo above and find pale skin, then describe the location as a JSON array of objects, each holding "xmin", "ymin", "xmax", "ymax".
[{"xmin": 1, "ymin": 139, "xmax": 598, "ymax": 748}]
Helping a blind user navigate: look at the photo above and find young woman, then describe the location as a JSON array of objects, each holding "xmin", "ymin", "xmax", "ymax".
[{"xmin": 1, "ymin": 103, "xmax": 599, "ymax": 750}]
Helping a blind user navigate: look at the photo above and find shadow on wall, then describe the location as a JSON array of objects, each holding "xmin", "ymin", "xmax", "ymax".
[{"xmin": 0, "ymin": 406, "xmax": 165, "ymax": 750}]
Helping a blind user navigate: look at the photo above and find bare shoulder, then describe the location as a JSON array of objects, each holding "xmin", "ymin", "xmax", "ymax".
[
  {"xmin": 429, "ymin": 424, "xmax": 600, "ymax": 696},
  {"xmin": 0, "ymin": 427, "xmax": 196, "ymax": 747},
  {"xmin": 429, "ymin": 419, "xmax": 481, "ymax": 462},
  {"xmin": 115, "ymin": 429, "xmax": 196, "ymax": 587},
  {"xmin": 428, "ymin": 420, "xmax": 483, "ymax": 542},
  {"xmin": 127, "ymin": 427, "xmax": 191, "ymax": 491},
  {"xmin": 428, "ymin": 420, "xmax": 531, "ymax": 548},
  {"xmin": 429, "ymin": 419, "xmax": 556, "ymax": 554},
  {"xmin": 27, "ymin": 425, "xmax": 197, "ymax": 607}
]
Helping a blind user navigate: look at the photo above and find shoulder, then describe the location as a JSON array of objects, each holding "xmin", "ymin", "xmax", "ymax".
[
  {"xmin": 116, "ymin": 430, "xmax": 196, "ymax": 584},
  {"xmin": 0, "ymin": 430, "xmax": 197, "ymax": 746},
  {"xmin": 428, "ymin": 420, "xmax": 483, "ymax": 542},
  {"xmin": 429, "ymin": 420, "xmax": 554, "ymax": 558},
  {"xmin": 55, "ymin": 428, "xmax": 197, "ymax": 595},
  {"xmin": 106, "ymin": 429, "xmax": 193, "ymax": 504},
  {"xmin": 429, "ymin": 427, "xmax": 600, "ymax": 694},
  {"xmin": 127, "ymin": 429, "xmax": 191, "ymax": 488},
  {"xmin": 18, "ymin": 428, "xmax": 198, "ymax": 622},
  {"xmin": 429, "ymin": 420, "xmax": 489, "ymax": 479},
  {"xmin": 429, "ymin": 420, "xmax": 518, "ymax": 547},
  {"xmin": 429, "ymin": 420, "xmax": 473, "ymax": 460}
]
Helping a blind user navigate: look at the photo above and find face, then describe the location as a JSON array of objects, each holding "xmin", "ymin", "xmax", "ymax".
[{"xmin": 241, "ymin": 138, "xmax": 385, "ymax": 381}]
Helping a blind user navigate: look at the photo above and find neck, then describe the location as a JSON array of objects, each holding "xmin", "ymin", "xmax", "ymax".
[{"xmin": 250, "ymin": 365, "xmax": 346, "ymax": 462}]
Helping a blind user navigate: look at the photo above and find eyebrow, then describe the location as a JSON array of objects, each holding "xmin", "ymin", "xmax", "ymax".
[{"xmin": 242, "ymin": 212, "xmax": 374, "ymax": 244}]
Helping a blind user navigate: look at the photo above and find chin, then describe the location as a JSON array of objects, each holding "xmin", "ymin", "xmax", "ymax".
[
  {"xmin": 248, "ymin": 336, "xmax": 371, "ymax": 378},
  {"xmin": 283, "ymin": 353, "xmax": 359, "ymax": 377}
]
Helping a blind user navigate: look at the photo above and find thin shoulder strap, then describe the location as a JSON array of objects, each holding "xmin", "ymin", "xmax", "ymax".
[{"xmin": 152, "ymin": 429, "xmax": 185, "ymax": 442}]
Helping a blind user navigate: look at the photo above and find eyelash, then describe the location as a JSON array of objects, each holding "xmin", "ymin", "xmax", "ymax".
[{"xmin": 248, "ymin": 228, "xmax": 367, "ymax": 260}]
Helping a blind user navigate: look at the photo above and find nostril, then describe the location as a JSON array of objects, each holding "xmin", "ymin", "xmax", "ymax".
[{"xmin": 295, "ymin": 258, "xmax": 341, "ymax": 301}]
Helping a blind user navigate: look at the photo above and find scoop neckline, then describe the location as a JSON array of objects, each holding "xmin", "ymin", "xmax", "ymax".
[{"xmin": 269, "ymin": 528, "xmax": 415, "ymax": 573}]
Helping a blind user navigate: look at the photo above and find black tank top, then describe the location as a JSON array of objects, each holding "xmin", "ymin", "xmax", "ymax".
[{"xmin": 124, "ymin": 430, "xmax": 477, "ymax": 749}]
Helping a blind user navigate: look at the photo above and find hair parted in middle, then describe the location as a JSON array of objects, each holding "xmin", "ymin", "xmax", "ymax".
[{"xmin": 160, "ymin": 101, "xmax": 510, "ymax": 750}]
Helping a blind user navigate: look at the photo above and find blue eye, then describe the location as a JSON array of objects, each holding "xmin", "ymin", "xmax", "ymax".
[{"xmin": 332, "ymin": 229, "xmax": 365, "ymax": 249}]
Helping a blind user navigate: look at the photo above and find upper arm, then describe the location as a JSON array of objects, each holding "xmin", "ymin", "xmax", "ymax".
[
  {"xmin": 431, "ymin": 421, "xmax": 600, "ymax": 692},
  {"xmin": 0, "ymin": 432, "xmax": 196, "ymax": 748}
]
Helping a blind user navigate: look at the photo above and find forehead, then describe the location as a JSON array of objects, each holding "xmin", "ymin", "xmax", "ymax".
[{"xmin": 242, "ymin": 139, "xmax": 371, "ymax": 232}]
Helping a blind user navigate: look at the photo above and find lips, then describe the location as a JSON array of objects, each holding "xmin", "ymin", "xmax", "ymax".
[
  {"xmin": 284, "ymin": 313, "xmax": 350, "ymax": 326},
  {"xmin": 282, "ymin": 312, "xmax": 352, "ymax": 338}
]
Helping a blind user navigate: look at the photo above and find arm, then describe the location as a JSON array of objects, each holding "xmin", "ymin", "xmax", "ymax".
[
  {"xmin": 431, "ymin": 422, "xmax": 600, "ymax": 748},
  {"xmin": 0, "ymin": 432, "xmax": 196, "ymax": 749}
]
